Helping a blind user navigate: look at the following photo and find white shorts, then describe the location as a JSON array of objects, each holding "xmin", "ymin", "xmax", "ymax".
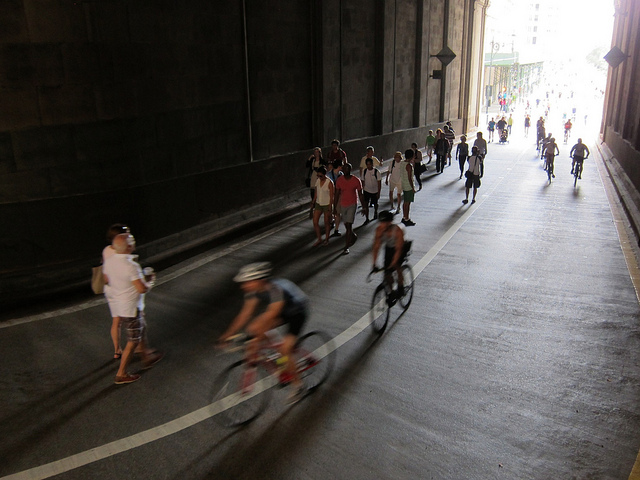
[{"xmin": 389, "ymin": 181, "xmax": 403, "ymax": 194}]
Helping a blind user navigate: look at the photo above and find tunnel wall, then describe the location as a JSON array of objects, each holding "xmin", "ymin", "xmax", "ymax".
[
  {"xmin": 601, "ymin": 0, "xmax": 640, "ymax": 189},
  {"xmin": 0, "ymin": 0, "xmax": 487, "ymax": 303}
]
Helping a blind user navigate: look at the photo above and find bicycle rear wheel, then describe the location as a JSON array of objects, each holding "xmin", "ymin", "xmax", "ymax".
[
  {"xmin": 210, "ymin": 360, "xmax": 273, "ymax": 427},
  {"xmin": 294, "ymin": 331, "xmax": 334, "ymax": 392},
  {"xmin": 371, "ymin": 283, "xmax": 390, "ymax": 333},
  {"xmin": 398, "ymin": 264, "xmax": 415, "ymax": 309}
]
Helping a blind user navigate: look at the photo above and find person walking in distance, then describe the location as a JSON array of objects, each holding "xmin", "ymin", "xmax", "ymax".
[
  {"xmin": 335, "ymin": 163, "xmax": 367, "ymax": 255},
  {"xmin": 411, "ymin": 143, "xmax": 424, "ymax": 191},
  {"xmin": 311, "ymin": 166, "xmax": 334, "ymax": 246},
  {"xmin": 361, "ymin": 157, "xmax": 381, "ymax": 224},
  {"xmin": 456, "ymin": 135, "xmax": 469, "ymax": 180},
  {"xmin": 434, "ymin": 129, "xmax": 449, "ymax": 174},
  {"xmin": 385, "ymin": 151, "xmax": 404, "ymax": 214},
  {"xmin": 327, "ymin": 139, "xmax": 347, "ymax": 166},
  {"xmin": 462, "ymin": 146, "xmax": 482, "ymax": 205},
  {"xmin": 443, "ymin": 125, "xmax": 455, "ymax": 165},
  {"xmin": 103, "ymin": 234, "xmax": 163, "ymax": 384},
  {"xmin": 400, "ymin": 149, "xmax": 416, "ymax": 226},
  {"xmin": 487, "ymin": 117, "xmax": 496, "ymax": 143},
  {"xmin": 327, "ymin": 160, "xmax": 344, "ymax": 237},
  {"xmin": 425, "ymin": 130, "xmax": 436, "ymax": 164},
  {"xmin": 472, "ymin": 132, "xmax": 488, "ymax": 177},
  {"xmin": 359, "ymin": 146, "xmax": 381, "ymax": 177}
]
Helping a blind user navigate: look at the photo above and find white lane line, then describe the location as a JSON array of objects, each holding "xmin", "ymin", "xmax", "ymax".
[
  {"xmin": 1, "ymin": 217, "xmax": 304, "ymax": 329},
  {"xmin": 2, "ymin": 155, "xmax": 528, "ymax": 480}
]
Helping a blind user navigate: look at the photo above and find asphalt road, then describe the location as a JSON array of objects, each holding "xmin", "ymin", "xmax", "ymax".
[{"xmin": 3, "ymin": 127, "xmax": 640, "ymax": 480}]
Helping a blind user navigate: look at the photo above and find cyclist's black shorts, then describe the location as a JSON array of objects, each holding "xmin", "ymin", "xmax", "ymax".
[
  {"xmin": 284, "ymin": 311, "xmax": 307, "ymax": 336},
  {"xmin": 384, "ymin": 241, "xmax": 412, "ymax": 269}
]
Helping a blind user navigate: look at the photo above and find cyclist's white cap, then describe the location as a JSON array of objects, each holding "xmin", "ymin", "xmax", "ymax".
[{"xmin": 233, "ymin": 262, "xmax": 272, "ymax": 282}]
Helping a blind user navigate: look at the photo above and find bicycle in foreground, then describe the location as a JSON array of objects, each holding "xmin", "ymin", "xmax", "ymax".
[
  {"xmin": 368, "ymin": 255, "xmax": 415, "ymax": 334},
  {"xmin": 211, "ymin": 330, "xmax": 335, "ymax": 427}
]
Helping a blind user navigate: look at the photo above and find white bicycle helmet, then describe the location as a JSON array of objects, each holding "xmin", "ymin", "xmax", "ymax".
[{"xmin": 233, "ymin": 262, "xmax": 272, "ymax": 282}]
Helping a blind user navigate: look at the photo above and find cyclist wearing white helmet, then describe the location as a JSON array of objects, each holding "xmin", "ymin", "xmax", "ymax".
[{"xmin": 219, "ymin": 262, "xmax": 309, "ymax": 403}]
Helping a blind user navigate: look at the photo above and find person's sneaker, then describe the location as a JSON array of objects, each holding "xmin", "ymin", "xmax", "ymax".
[
  {"xmin": 462, "ymin": 199, "xmax": 469, "ymax": 204},
  {"xmin": 552, "ymin": 174, "xmax": 555, "ymax": 178},
  {"xmin": 471, "ymin": 199, "xmax": 476, "ymax": 204},
  {"xmin": 395, "ymin": 208, "xmax": 400, "ymax": 214},
  {"xmin": 403, "ymin": 219, "xmax": 416, "ymax": 226},
  {"xmin": 342, "ymin": 248, "xmax": 350, "ymax": 255},
  {"xmin": 115, "ymin": 373, "xmax": 141, "ymax": 385},
  {"xmin": 142, "ymin": 351, "xmax": 164, "ymax": 370},
  {"xmin": 578, "ymin": 175, "xmax": 582, "ymax": 179},
  {"xmin": 286, "ymin": 386, "xmax": 307, "ymax": 405},
  {"xmin": 570, "ymin": 169, "xmax": 574, "ymax": 174},
  {"xmin": 331, "ymin": 230, "xmax": 342, "ymax": 237}
]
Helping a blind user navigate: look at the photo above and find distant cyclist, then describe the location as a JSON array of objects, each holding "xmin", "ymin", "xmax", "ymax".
[
  {"xmin": 540, "ymin": 133, "xmax": 552, "ymax": 160},
  {"xmin": 219, "ymin": 262, "xmax": 309, "ymax": 404},
  {"xmin": 542, "ymin": 137, "xmax": 559, "ymax": 178},
  {"xmin": 372, "ymin": 211, "xmax": 410, "ymax": 299},
  {"xmin": 570, "ymin": 138, "xmax": 590, "ymax": 179},
  {"xmin": 536, "ymin": 117, "xmax": 546, "ymax": 150},
  {"xmin": 564, "ymin": 119, "xmax": 572, "ymax": 143}
]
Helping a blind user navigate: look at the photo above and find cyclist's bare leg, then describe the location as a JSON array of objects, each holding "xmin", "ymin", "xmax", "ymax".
[
  {"xmin": 279, "ymin": 334, "xmax": 303, "ymax": 390},
  {"xmin": 246, "ymin": 317, "xmax": 278, "ymax": 363},
  {"xmin": 395, "ymin": 265, "xmax": 404, "ymax": 291}
]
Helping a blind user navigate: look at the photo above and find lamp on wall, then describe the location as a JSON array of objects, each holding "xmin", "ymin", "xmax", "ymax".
[{"xmin": 604, "ymin": 46, "xmax": 628, "ymax": 69}]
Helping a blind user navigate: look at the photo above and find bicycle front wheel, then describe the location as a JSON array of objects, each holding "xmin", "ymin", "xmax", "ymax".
[
  {"xmin": 210, "ymin": 360, "xmax": 273, "ymax": 427},
  {"xmin": 371, "ymin": 284, "xmax": 390, "ymax": 334},
  {"xmin": 398, "ymin": 264, "xmax": 415, "ymax": 309},
  {"xmin": 294, "ymin": 331, "xmax": 335, "ymax": 391}
]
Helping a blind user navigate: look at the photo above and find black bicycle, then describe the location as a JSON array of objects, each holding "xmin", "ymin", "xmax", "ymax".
[
  {"xmin": 572, "ymin": 156, "xmax": 584, "ymax": 187},
  {"xmin": 367, "ymin": 254, "xmax": 415, "ymax": 334}
]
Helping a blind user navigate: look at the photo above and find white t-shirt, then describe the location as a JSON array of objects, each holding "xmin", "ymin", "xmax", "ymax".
[
  {"xmin": 388, "ymin": 160, "xmax": 403, "ymax": 185},
  {"xmin": 103, "ymin": 254, "xmax": 144, "ymax": 317},
  {"xmin": 362, "ymin": 168, "xmax": 380, "ymax": 194}
]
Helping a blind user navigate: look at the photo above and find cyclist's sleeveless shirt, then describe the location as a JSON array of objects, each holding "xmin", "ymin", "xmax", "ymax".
[
  {"xmin": 383, "ymin": 223, "xmax": 406, "ymax": 248},
  {"xmin": 247, "ymin": 279, "xmax": 309, "ymax": 319}
]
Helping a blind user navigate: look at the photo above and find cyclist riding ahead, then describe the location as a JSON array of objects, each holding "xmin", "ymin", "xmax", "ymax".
[
  {"xmin": 564, "ymin": 119, "xmax": 572, "ymax": 143},
  {"xmin": 542, "ymin": 137, "xmax": 560, "ymax": 179},
  {"xmin": 219, "ymin": 262, "xmax": 309, "ymax": 404},
  {"xmin": 372, "ymin": 210, "xmax": 410, "ymax": 300},
  {"xmin": 570, "ymin": 138, "xmax": 590, "ymax": 179}
]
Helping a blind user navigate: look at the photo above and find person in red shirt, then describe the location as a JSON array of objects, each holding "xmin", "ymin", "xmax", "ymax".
[
  {"xmin": 327, "ymin": 139, "xmax": 347, "ymax": 166},
  {"xmin": 334, "ymin": 163, "xmax": 367, "ymax": 255}
]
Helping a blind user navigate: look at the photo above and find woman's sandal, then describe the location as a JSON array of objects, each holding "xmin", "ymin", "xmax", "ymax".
[{"xmin": 113, "ymin": 352, "xmax": 122, "ymax": 360}]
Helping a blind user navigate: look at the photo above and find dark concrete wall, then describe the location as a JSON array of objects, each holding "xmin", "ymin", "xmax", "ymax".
[
  {"xmin": 0, "ymin": 0, "xmax": 487, "ymax": 303},
  {"xmin": 601, "ymin": 0, "xmax": 640, "ymax": 187}
]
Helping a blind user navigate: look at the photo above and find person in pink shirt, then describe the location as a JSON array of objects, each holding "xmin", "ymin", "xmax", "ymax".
[{"xmin": 334, "ymin": 163, "xmax": 367, "ymax": 255}]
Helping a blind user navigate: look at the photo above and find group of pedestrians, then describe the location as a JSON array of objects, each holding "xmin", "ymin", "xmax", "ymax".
[
  {"xmin": 307, "ymin": 124, "xmax": 493, "ymax": 255},
  {"xmin": 306, "ymin": 140, "xmax": 430, "ymax": 255}
]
